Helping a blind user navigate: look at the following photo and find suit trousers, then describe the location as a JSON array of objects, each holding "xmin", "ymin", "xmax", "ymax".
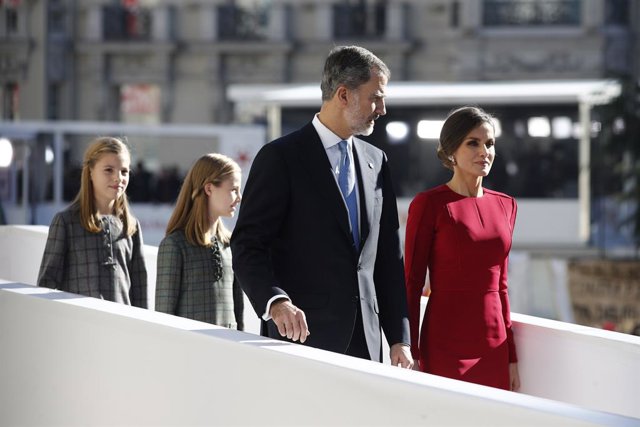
[{"xmin": 346, "ymin": 305, "xmax": 371, "ymax": 360}]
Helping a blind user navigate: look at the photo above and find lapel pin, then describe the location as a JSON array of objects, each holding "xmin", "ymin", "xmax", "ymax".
[{"xmin": 368, "ymin": 162, "xmax": 374, "ymax": 169}]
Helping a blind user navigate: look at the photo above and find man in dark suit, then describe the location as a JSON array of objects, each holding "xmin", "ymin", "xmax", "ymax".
[{"xmin": 231, "ymin": 45, "xmax": 412, "ymax": 367}]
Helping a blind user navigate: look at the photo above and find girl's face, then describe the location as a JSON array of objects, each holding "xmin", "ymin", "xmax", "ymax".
[
  {"xmin": 451, "ymin": 122, "xmax": 495, "ymax": 178},
  {"xmin": 90, "ymin": 152, "xmax": 131, "ymax": 209},
  {"xmin": 204, "ymin": 171, "xmax": 242, "ymax": 222}
]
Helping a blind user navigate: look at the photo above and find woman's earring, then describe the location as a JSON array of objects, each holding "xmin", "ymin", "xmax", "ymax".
[{"xmin": 449, "ymin": 156, "xmax": 456, "ymax": 165}]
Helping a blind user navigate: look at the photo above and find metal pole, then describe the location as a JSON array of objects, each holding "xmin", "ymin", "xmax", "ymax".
[
  {"xmin": 22, "ymin": 144, "xmax": 31, "ymax": 225},
  {"xmin": 53, "ymin": 131, "xmax": 64, "ymax": 206},
  {"xmin": 267, "ymin": 103, "xmax": 281, "ymax": 142},
  {"xmin": 578, "ymin": 100, "xmax": 591, "ymax": 243}
]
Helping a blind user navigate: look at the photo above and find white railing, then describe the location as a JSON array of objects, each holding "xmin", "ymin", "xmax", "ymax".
[
  {"xmin": 0, "ymin": 225, "xmax": 639, "ymax": 424},
  {"xmin": 1, "ymin": 281, "xmax": 637, "ymax": 427}
]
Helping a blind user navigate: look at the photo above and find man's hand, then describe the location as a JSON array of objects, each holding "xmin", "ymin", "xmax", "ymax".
[
  {"xmin": 390, "ymin": 343, "xmax": 413, "ymax": 369},
  {"xmin": 270, "ymin": 299, "xmax": 310, "ymax": 343}
]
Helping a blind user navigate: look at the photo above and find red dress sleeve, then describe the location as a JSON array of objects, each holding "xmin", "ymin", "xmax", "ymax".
[
  {"xmin": 404, "ymin": 192, "xmax": 436, "ymax": 359},
  {"xmin": 499, "ymin": 196, "xmax": 518, "ymax": 363}
]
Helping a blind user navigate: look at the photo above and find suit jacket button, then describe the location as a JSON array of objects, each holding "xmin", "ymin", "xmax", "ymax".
[{"xmin": 353, "ymin": 296, "xmax": 359, "ymax": 302}]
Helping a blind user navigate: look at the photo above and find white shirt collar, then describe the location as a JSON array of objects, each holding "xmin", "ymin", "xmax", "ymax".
[{"xmin": 312, "ymin": 114, "xmax": 352, "ymax": 150}]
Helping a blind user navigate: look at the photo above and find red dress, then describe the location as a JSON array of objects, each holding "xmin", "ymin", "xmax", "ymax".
[{"xmin": 405, "ymin": 184, "xmax": 518, "ymax": 390}]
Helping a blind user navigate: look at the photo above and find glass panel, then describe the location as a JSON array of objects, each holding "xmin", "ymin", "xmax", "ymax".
[{"xmin": 283, "ymin": 105, "xmax": 582, "ymax": 199}]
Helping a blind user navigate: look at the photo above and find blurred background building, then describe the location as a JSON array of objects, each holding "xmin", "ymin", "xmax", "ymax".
[
  {"xmin": 0, "ymin": 0, "xmax": 639, "ymax": 331},
  {"xmin": 1, "ymin": 0, "xmax": 637, "ymax": 121}
]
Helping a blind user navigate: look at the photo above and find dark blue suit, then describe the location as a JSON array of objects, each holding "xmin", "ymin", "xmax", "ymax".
[{"xmin": 231, "ymin": 122, "xmax": 409, "ymax": 361}]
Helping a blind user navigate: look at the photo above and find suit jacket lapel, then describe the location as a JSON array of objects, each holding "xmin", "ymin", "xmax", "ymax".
[
  {"xmin": 296, "ymin": 123, "xmax": 352, "ymax": 242},
  {"xmin": 353, "ymin": 138, "xmax": 374, "ymax": 245}
]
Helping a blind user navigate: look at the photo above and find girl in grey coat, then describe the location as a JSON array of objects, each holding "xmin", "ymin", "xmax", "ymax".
[
  {"xmin": 38, "ymin": 136, "xmax": 148, "ymax": 308},
  {"xmin": 155, "ymin": 153, "xmax": 244, "ymax": 330}
]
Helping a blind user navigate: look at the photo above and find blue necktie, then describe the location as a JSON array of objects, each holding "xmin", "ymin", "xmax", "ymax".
[{"xmin": 338, "ymin": 140, "xmax": 359, "ymax": 251}]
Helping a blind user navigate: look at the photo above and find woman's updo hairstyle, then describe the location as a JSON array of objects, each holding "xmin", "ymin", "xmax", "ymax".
[{"xmin": 436, "ymin": 106, "xmax": 495, "ymax": 171}]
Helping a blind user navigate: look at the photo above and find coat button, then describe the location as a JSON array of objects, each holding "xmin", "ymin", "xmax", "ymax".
[{"xmin": 353, "ymin": 296, "xmax": 359, "ymax": 302}]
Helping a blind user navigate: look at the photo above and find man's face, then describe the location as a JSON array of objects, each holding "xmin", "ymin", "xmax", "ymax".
[{"xmin": 344, "ymin": 72, "xmax": 387, "ymax": 136}]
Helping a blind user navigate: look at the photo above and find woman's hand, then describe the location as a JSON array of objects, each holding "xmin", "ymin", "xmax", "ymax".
[{"xmin": 509, "ymin": 363, "xmax": 521, "ymax": 392}]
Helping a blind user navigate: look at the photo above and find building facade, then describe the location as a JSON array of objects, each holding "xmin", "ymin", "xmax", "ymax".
[{"xmin": 1, "ymin": 0, "xmax": 637, "ymax": 125}]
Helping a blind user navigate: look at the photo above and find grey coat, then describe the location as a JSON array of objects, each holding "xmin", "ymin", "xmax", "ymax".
[
  {"xmin": 155, "ymin": 230, "xmax": 244, "ymax": 330},
  {"xmin": 37, "ymin": 204, "xmax": 149, "ymax": 308}
]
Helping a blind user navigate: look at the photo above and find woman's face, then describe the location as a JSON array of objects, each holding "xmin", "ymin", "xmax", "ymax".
[
  {"xmin": 90, "ymin": 152, "xmax": 130, "ymax": 208},
  {"xmin": 451, "ymin": 122, "xmax": 495, "ymax": 178},
  {"xmin": 205, "ymin": 171, "xmax": 242, "ymax": 222}
]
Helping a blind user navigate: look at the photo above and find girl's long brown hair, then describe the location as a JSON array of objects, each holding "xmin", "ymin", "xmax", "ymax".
[
  {"xmin": 74, "ymin": 136, "xmax": 137, "ymax": 236},
  {"xmin": 166, "ymin": 153, "xmax": 240, "ymax": 246}
]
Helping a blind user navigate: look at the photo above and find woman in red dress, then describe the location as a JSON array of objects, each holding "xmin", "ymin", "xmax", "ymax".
[{"xmin": 405, "ymin": 106, "xmax": 520, "ymax": 391}]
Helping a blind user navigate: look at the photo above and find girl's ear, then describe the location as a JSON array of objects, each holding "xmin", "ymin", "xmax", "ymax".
[{"xmin": 204, "ymin": 182, "xmax": 213, "ymax": 197}]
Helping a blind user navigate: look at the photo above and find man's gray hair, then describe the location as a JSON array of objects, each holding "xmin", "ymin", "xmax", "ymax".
[{"xmin": 320, "ymin": 45, "xmax": 390, "ymax": 101}]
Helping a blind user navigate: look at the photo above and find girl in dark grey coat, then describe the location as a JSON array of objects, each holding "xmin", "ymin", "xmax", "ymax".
[
  {"xmin": 155, "ymin": 153, "xmax": 244, "ymax": 329},
  {"xmin": 38, "ymin": 136, "xmax": 148, "ymax": 307}
]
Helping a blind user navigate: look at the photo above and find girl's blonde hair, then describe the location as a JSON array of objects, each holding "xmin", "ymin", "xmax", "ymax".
[
  {"xmin": 74, "ymin": 136, "xmax": 137, "ymax": 236},
  {"xmin": 166, "ymin": 153, "xmax": 240, "ymax": 246}
]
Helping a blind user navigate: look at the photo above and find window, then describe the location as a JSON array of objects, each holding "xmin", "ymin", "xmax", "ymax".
[
  {"xmin": 2, "ymin": 83, "xmax": 19, "ymax": 120},
  {"xmin": 333, "ymin": 0, "xmax": 386, "ymax": 39},
  {"xmin": 450, "ymin": 1, "xmax": 460, "ymax": 27},
  {"xmin": 604, "ymin": 0, "xmax": 629, "ymax": 26},
  {"xmin": 483, "ymin": 0, "xmax": 580, "ymax": 27},
  {"xmin": 48, "ymin": 0, "xmax": 67, "ymax": 35},
  {"xmin": 103, "ymin": 4, "xmax": 152, "ymax": 40},
  {"xmin": 47, "ymin": 84, "xmax": 61, "ymax": 120},
  {"xmin": 217, "ymin": 0, "xmax": 269, "ymax": 41},
  {"xmin": 4, "ymin": 7, "xmax": 18, "ymax": 35}
]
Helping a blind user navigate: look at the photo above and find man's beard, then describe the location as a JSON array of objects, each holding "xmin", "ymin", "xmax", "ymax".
[{"xmin": 346, "ymin": 99, "xmax": 377, "ymax": 136}]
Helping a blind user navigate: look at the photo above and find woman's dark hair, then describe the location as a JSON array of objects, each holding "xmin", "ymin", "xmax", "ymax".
[{"xmin": 437, "ymin": 106, "xmax": 495, "ymax": 170}]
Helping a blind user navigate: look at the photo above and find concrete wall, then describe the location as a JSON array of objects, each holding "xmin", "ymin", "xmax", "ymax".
[
  {"xmin": 1, "ymin": 281, "xmax": 637, "ymax": 427},
  {"xmin": 1, "ymin": 225, "xmax": 639, "ymax": 423}
]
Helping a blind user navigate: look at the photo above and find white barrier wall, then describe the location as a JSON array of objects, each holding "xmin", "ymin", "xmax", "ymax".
[
  {"xmin": 1, "ymin": 225, "xmax": 639, "ymax": 423},
  {"xmin": 0, "ymin": 224, "xmax": 160, "ymax": 290},
  {"xmin": 1, "ymin": 281, "xmax": 636, "ymax": 427},
  {"xmin": 0, "ymin": 224, "xmax": 256, "ymax": 329},
  {"xmin": 512, "ymin": 314, "xmax": 640, "ymax": 420}
]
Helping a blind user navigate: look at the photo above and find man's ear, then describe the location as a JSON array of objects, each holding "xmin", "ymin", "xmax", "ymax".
[{"xmin": 336, "ymin": 85, "xmax": 349, "ymax": 106}]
